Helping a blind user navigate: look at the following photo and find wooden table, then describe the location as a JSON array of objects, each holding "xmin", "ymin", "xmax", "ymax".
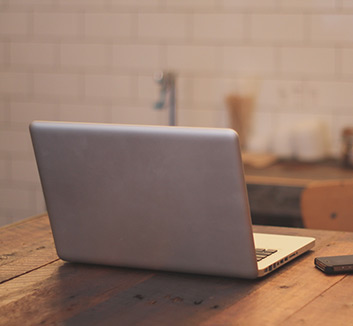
[{"xmin": 1, "ymin": 214, "xmax": 353, "ymax": 325}]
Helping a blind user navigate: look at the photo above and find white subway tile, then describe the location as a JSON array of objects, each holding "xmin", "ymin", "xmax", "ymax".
[
  {"xmin": 58, "ymin": 104, "xmax": 109, "ymax": 123},
  {"xmin": 0, "ymin": 13, "xmax": 29, "ymax": 36},
  {"xmin": 35, "ymin": 189, "xmax": 46, "ymax": 213},
  {"xmin": 165, "ymin": 0, "xmax": 216, "ymax": 8},
  {"xmin": 0, "ymin": 158, "xmax": 9, "ymax": 181},
  {"xmin": 176, "ymin": 77, "xmax": 192, "ymax": 104},
  {"xmin": 10, "ymin": 101, "xmax": 58, "ymax": 125},
  {"xmin": 0, "ymin": 104, "xmax": 5, "ymax": 124},
  {"xmin": 60, "ymin": 43, "xmax": 108, "ymax": 68},
  {"xmin": 191, "ymin": 77, "xmax": 237, "ymax": 105},
  {"xmin": 306, "ymin": 81, "xmax": 353, "ymax": 111},
  {"xmin": 279, "ymin": 0, "xmax": 335, "ymax": 10},
  {"xmin": 193, "ymin": 13, "xmax": 244, "ymax": 42},
  {"xmin": 33, "ymin": 73, "xmax": 81, "ymax": 98},
  {"xmin": 137, "ymin": 75, "xmax": 160, "ymax": 102},
  {"xmin": 177, "ymin": 108, "xmax": 227, "ymax": 128},
  {"xmin": 341, "ymin": 49, "xmax": 353, "ymax": 76},
  {"xmin": 280, "ymin": 47, "xmax": 335, "ymax": 76},
  {"xmin": 10, "ymin": 159, "xmax": 40, "ymax": 183},
  {"xmin": 0, "ymin": 42, "xmax": 6, "ymax": 66},
  {"xmin": 7, "ymin": 0, "xmax": 55, "ymax": 5},
  {"xmin": 311, "ymin": 15, "xmax": 353, "ymax": 44},
  {"xmin": 342, "ymin": 0, "xmax": 353, "ymax": 9},
  {"xmin": 111, "ymin": 105, "xmax": 165, "ymax": 125},
  {"xmin": 166, "ymin": 45, "xmax": 219, "ymax": 73},
  {"xmin": 138, "ymin": 13, "xmax": 188, "ymax": 40},
  {"xmin": 0, "ymin": 211, "xmax": 13, "ymax": 227},
  {"xmin": 257, "ymin": 79, "xmax": 304, "ymax": 111},
  {"xmin": 251, "ymin": 14, "xmax": 305, "ymax": 43},
  {"xmin": 223, "ymin": 46, "xmax": 276, "ymax": 75},
  {"xmin": 85, "ymin": 13, "xmax": 133, "ymax": 38},
  {"xmin": 0, "ymin": 130, "xmax": 32, "ymax": 153},
  {"xmin": 0, "ymin": 186, "xmax": 31, "ymax": 210},
  {"xmin": 55, "ymin": 0, "xmax": 109, "ymax": 6},
  {"xmin": 222, "ymin": 0, "xmax": 276, "ymax": 9},
  {"xmin": 0, "ymin": 209, "xmax": 37, "ymax": 227},
  {"xmin": 302, "ymin": 81, "xmax": 331, "ymax": 114},
  {"xmin": 84, "ymin": 74, "xmax": 132, "ymax": 99},
  {"xmin": 0, "ymin": 72, "xmax": 30, "ymax": 95},
  {"xmin": 113, "ymin": 44, "xmax": 162, "ymax": 71},
  {"xmin": 33, "ymin": 13, "xmax": 81, "ymax": 37},
  {"xmin": 10, "ymin": 42, "xmax": 56, "ymax": 66},
  {"xmin": 111, "ymin": 0, "xmax": 159, "ymax": 6}
]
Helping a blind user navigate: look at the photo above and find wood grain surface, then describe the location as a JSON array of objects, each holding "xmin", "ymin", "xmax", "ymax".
[{"xmin": 1, "ymin": 214, "xmax": 353, "ymax": 326}]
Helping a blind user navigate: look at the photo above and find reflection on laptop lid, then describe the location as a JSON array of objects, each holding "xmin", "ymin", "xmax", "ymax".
[{"xmin": 30, "ymin": 121, "xmax": 315, "ymax": 279}]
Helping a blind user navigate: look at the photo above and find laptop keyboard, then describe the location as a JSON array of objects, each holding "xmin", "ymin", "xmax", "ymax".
[{"xmin": 256, "ymin": 248, "xmax": 278, "ymax": 262}]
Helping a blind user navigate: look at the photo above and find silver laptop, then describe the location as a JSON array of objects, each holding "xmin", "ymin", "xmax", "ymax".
[{"xmin": 30, "ymin": 121, "xmax": 315, "ymax": 279}]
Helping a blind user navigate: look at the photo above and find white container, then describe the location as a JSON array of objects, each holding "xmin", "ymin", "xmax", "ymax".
[{"xmin": 291, "ymin": 120, "xmax": 328, "ymax": 162}]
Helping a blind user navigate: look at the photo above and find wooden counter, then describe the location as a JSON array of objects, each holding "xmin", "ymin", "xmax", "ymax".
[
  {"xmin": 245, "ymin": 159, "xmax": 353, "ymax": 227},
  {"xmin": 1, "ymin": 214, "xmax": 353, "ymax": 325}
]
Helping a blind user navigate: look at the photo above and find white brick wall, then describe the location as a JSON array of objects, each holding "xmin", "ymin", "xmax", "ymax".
[
  {"xmin": 192, "ymin": 14, "xmax": 244, "ymax": 42},
  {"xmin": 138, "ymin": 14, "xmax": 188, "ymax": 40},
  {"xmin": 84, "ymin": 13, "xmax": 133, "ymax": 39},
  {"xmin": 0, "ymin": 72, "xmax": 30, "ymax": 95},
  {"xmin": 9, "ymin": 101, "xmax": 58, "ymax": 125},
  {"xmin": 1, "ymin": 1, "xmax": 353, "ymax": 226},
  {"xmin": 33, "ymin": 13, "xmax": 82, "ymax": 38},
  {"xmin": 279, "ymin": 47, "xmax": 335, "ymax": 76},
  {"xmin": 222, "ymin": 0, "xmax": 276, "ymax": 9},
  {"xmin": 311, "ymin": 15, "xmax": 353, "ymax": 44},
  {"xmin": 0, "ymin": 42, "xmax": 7, "ymax": 66},
  {"xmin": 33, "ymin": 73, "xmax": 82, "ymax": 98},
  {"xmin": 10, "ymin": 42, "xmax": 57, "ymax": 67},
  {"xmin": 58, "ymin": 103, "xmax": 110, "ymax": 123},
  {"xmin": 0, "ymin": 158, "xmax": 8, "ymax": 182},
  {"xmin": 166, "ymin": 45, "xmax": 219, "ymax": 73},
  {"xmin": 112, "ymin": 44, "xmax": 162, "ymax": 71},
  {"xmin": 0, "ymin": 130, "xmax": 32, "ymax": 153},
  {"xmin": 0, "ymin": 12, "xmax": 29, "ymax": 36},
  {"xmin": 84, "ymin": 74, "xmax": 133, "ymax": 99},
  {"xmin": 279, "ymin": 0, "xmax": 335, "ymax": 10},
  {"xmin": 223, "ymin": 46, "xmax": 276, "ymax": 75},
  {"xmin": 341, "ymin": 49, "xmax": 353, "ymax": 75},
  {"xmin": 250, "ymin": 14, "xmax": 305, "ymax": 43},
  {"xmin": 60, "ymin": 43, "xmax": 109, "ymax": 69}
]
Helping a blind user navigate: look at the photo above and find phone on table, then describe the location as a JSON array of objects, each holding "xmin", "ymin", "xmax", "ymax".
[{"xmin": 315, "ymin": 255, "xmax": 353, "ymax": 274}]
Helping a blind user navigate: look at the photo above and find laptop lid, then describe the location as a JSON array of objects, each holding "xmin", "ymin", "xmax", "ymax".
[
  {"xmin": 30, "ymin": 121, "xmax": 315, "ymax": 279},
  {"xmin": 30, "ymin": 121, "xmax": 260, "ymax": 278}
]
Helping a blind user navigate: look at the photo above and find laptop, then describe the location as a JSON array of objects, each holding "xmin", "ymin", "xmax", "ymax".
[{"xmin": 30, "ymin": 121, "xmax": 315, "ymax": 279}]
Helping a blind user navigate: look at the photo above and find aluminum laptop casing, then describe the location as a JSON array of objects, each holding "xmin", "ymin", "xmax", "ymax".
[
  {"xmin": 30, "ymin": 121, "xmax": 315, "ymax": 278},
  {"xmin": 30, "ymin": 121, "xmax": 259, "ymax": 278}
]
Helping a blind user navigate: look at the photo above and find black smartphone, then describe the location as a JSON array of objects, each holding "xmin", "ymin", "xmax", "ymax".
[{"xmin": 315, "ymin": 255, "xmax": 353, "ymax": 274}]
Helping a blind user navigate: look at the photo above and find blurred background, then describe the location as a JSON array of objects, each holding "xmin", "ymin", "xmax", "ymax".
[{"xmin": 1, "ymin": 0, "xmax": 353, "ymax": 226}]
